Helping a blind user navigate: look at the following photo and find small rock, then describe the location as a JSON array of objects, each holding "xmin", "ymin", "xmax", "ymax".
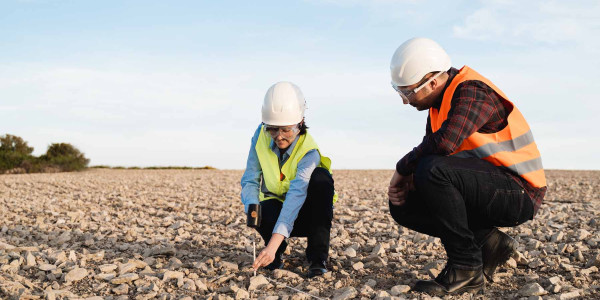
[
  {"xmin": 65, "ymin": 267, "xmax": 88, "ymax": 283},
  {"xmin": 235, "ymin": 289, "xmax": 249, "ymax": 299},
  {"xmin": 371, "ymin": 243, "xmax": 385, "ymax": 256},
  {"xmin": 374, "ymin": 290, "xmax": 390, "ymax": 299},
  {"xmin": 333, "ymin": 286, "xmax": 358, "ymax": 300},
  {"xmin": 273, "ymin": 269, "xmax": 303, "ymax": 280},
  {"xmin": 558, "ymin": 290, "xmax": 580, "ymax": 300},
  {"xmin": 519, "ymin": 283, "xmax": 547, "ymax": 297},
  {"xmin": 343, "ymin": 247, "xmax": 356, "ymax": 258},
  {"xmin": 506, "ymin": 257, "xmax": 517, "ymax": 268},
  {"xmin": 118, "ymin": 262, "xmax": 137, "ymax": 275},
  {"xmin": 111, "ymin": 273, "xmax": 139, "ymax": 284},
  {"xmin": 390, "ymin": 284, "xmax": 410, "ymax": 295},
  {"xmin": 25, "ymin": 252, "xmax": 36, "ymax": 267},
  {"xmin": 39, "ymin": 264, "xmax": 56, "ymax": 271},
  {"xmin": 220, "ymin": 261, "xmax": 238, "ymax": 271},
  {"xmin": 352, "ymin": 262, "xmax": 364, "ymax": 271},
  {"xmin": 162, "ymin": 270, "xmax": 184, "ymax": 282},
  {"xmin": 112, "ymin": 283, "xmax": 129, "ymax": 295},
  {"xmin": 99, "ymin": 264, "xmax": 118, "ymax": 273},
  {"xmin": 248, "ymin": 275, "xmax": 269, "ymax": 291}
]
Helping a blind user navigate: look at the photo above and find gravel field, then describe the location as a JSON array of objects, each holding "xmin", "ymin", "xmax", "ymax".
[{"xmin": 1, "ymin": 169, "xmax": 599, "ymax": 299}]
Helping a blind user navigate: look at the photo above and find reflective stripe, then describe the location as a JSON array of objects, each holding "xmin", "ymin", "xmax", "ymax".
[
  {"xmin": 506, "ymin": 157, "xmax": 544, "ymax": 175},
  {"xmin": 453, "ymin": 130, "xmax": 535, "ymax": 159}
]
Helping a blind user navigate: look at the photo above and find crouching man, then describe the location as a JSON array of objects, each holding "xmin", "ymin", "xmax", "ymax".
[{"xmin": 387, "ymin": 38, "xmax": 547, "ymax": 296}]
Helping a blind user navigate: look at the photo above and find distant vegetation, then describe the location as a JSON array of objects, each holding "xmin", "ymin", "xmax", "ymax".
[
  {"xmin": 90, "ymin": 165, "xmax": 215, "ymax": 170},
  {"xmin": 0, "ymin": 134, "xmax": 89, "ymax": 174}
]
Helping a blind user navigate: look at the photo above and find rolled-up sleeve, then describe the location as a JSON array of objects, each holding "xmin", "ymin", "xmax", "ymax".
[
  {"xmin": 240, "ymin": 125, "xmax": 263, "ymax": 213},
  {"xmin": 272, "ymin": 149, "xmax": 320, "ymax": 237}
]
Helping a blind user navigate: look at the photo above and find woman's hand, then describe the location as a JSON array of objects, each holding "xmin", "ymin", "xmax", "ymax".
[{"xmin": 252, "ymin": 233, "xmax": 285, "ymax": 270}]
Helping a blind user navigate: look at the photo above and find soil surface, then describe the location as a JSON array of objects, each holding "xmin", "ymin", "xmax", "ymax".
[{"xmin": 0, "ymin": 169, "xmax": 598, "ymax": 299}]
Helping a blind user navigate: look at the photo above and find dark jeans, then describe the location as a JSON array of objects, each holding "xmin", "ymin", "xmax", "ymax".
[
  {"xmin": 389, "ymin": 155, "xmax": 534, "ymax": 268},
  {"xmin": 256, "ymin": 167, "xmax": 334, "ymax": 263}
]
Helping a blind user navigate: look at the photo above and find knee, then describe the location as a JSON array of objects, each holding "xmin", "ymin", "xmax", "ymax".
[
  {"xmin": 414, "ymin": 155, "xmax": 450, "ymax": 188},
  {"xmin": 308, "ymin": 167, "xmax": 334, "ymax": 192}
]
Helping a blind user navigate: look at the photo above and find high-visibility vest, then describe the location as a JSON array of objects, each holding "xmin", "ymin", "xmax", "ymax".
[
  {"xmin": 429, "ymin": 66, "xmax": 546, "ymax": 188},
  {"xmin": 255, "ymin": 125, "xmax": 338, "ymax": 203}
]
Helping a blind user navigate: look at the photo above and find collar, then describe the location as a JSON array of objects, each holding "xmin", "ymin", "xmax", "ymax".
[
  {"xmin": 269, "ymin": 134, "xmax": 301, "ymax": 160},
  {"xmin": 432, "ymin": 67, "xmax": 459, "ymax": 110}
]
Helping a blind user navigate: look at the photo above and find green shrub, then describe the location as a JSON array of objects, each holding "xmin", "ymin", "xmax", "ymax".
[
  {"xmin": 41, "ymin": 143, "xmax": 90, "ymax": 172},
  {"xmin": 0, "ymin": 134, "xmax": 90, "ymax": 174}
]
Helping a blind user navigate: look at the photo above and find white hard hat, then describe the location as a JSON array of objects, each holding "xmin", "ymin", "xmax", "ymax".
[
  {"xmin": 390, "ymin": 37, "xmax": 451, "ymax": 87},
  {"xmin": 261, "ymin": 81, "xmax": 306, "ymax": 126}
]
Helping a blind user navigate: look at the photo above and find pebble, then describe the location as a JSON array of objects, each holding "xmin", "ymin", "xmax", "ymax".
[
  {"xmin": 248, "ymin": 275, "xmax": 269, "ymax": 291},
  {"xmin": 65, "ymin": 267, "xmax": 88, "ymax": 283},
  {"xmin": 111, "ymin": 273, "xmax": 139, "ymax": 284},
  {"xmin": 519, "ymin": 283, "xmax": 548, "ymax": 296}
]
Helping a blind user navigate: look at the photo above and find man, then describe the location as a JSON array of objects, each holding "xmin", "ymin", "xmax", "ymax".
[
  {"xmin": 241, "ymin": 81, "xmax": 337, "ymax": 278},
  {"xmin": 387, "ymin": 38, "xmax": 546, "ymax": 296}
]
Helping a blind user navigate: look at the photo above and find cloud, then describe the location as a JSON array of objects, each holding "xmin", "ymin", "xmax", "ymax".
[{"xmin": 453, "ymin": 0, "xmax": 600, "ymax": 48}]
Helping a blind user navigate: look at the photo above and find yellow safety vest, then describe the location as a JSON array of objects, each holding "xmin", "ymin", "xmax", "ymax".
[{"xmin": 255, "ymin": 125, "xmax": 338, "ymax": 204}]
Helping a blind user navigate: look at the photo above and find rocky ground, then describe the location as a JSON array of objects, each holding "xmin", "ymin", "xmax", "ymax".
[{"xmin": 0, "ymin": 169, "xmax": 598, "ymax": 300}]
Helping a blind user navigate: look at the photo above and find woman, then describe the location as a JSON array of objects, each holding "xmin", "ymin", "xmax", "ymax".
[{"xmin": 240, "ymin": 81, "xmax": 337, "ymax": 278}]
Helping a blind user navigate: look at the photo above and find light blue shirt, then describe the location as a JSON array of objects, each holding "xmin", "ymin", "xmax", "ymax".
[{"xmin": 240, "ymin": 124, "xmax": 320, "ymax": 238}]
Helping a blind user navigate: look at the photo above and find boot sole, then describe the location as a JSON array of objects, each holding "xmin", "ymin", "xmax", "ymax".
[{"xmin": 484, "ymin": 239, "xmax": 518, "ymax": 282}]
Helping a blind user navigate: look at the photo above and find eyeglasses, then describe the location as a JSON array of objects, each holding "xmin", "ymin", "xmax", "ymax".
[
  {"xmin": 392, "ymin": 71, "xmax": 445, "ymax": 103},
  {"xmin": 263, "ymin": 124, "xmax": 299, "ymax": 137}
]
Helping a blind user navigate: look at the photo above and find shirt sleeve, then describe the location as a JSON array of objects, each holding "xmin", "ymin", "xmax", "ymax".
[
  {"xmin": 272, "ymin": 149, "xmax": 320, "ymax": 238},
  {"xmin": 240, "ymin": 125, "xmax": 263, "ymax": 213},
  {"xmin": 396, "ymin": 81, "xmax": 499, "ymax": 175}
]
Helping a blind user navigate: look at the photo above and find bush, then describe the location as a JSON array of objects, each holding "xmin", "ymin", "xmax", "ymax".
[
  {"xmin": 0, "ymin": 134, "xmax": 90, "ymax": 174},
  {"xmin": 41, "ymin": 143, "xmax": 90, "ymax": 172}
]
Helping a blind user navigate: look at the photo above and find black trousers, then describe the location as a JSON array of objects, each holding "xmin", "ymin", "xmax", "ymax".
[
  {"xmin": 255, "ymin": 167, "xmax": 334, "ymax": 263},
  {"xmin": 389, "ymin": 155, "xmax": 534, "ymax": 268}
]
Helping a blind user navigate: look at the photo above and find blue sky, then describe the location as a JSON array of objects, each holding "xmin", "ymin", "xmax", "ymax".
[{"xmin": 1, "ymin": 0, "xmax": 598, "ymax": 169}]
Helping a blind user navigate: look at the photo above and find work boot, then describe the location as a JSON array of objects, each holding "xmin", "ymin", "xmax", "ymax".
[
  {"xmin": 411, "ymin": 264, "xmax": 484, "ymax": 296},
  {"xmin": 482, "ymin": 228, "xmax": 518, "ymax": 282},
  {"xmin": 264, "ymin": 255, "xmax": 283, "ymax": 270},
  {"xmin": 306, "ymin": 260, "xmax": 328, "ymax": 278}
]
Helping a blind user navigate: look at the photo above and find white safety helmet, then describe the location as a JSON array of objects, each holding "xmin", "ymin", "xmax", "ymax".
[
  {"xmin": 261, "ymin": 81, "xmax": 306, "ymax": 126},
  {"xmin": 390, "ymin": 37, "xmax": 451, "ymax": 87}
]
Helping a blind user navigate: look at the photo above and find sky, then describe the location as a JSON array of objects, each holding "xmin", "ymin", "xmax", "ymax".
[{"xmin": 1, "ymin": 0, "xmax": 599, "ymax": 170}]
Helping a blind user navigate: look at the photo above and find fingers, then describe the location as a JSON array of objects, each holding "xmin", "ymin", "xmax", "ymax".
[
  {"xmin": 388, "ymin": 186, "xmax": 408, "ymax": 206},
  {"xmin": 252, "ymin": 250, "xmax": 274, "ymax": 270}
]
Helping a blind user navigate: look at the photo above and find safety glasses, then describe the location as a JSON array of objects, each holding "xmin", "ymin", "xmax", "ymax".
[
  {"xmin": 263, "ymin": 124, "xmax": 299, "ymax": 137},
  {"xmin": 392, "ymin": 71, "xmax": 445, "ymax": 103}
]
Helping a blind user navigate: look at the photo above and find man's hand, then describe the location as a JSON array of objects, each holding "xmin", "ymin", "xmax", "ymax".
[
  {"xmin": 388, "ymin": 170, "xmax": 414, "ymax": 206},
  {"xmin": 252, "ymin": 233, "xmax": 285, "ymax": 270}
]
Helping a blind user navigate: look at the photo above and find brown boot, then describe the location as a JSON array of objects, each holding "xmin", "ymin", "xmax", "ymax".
[
  {"xmin": 482, "ymin": 228, "xmax": 518, "ymax": 282},
  {"xmin": 411, "ymin": 264, "xmax": 484, "ymax": 296}
]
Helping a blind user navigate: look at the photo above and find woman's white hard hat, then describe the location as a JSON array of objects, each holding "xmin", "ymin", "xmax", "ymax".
[{"xmin": 262, "ymin": 81, "xmax": 306, "ymax": 126}]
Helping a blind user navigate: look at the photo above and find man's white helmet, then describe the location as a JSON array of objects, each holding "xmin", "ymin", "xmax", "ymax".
[
  {"xmin": 262, "ymin": 81, "xmax": 306, "ymax": 126},
  {"xmin": 390, "ymin": 37, "xmax": 451, "ymax": 87}
]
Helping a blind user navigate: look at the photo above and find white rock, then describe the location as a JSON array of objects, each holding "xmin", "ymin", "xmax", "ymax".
[
  {"xmin": 248, "ymin": 275, "xmax": 269, "ymax": 291},
  {"xmin": 343, "ymin": 247, "xmax": 357, "ymax": 258},
  {"xmin": 111, "ymin": 273, "xmax": 139, "ymax": 284},
  {"xmin": 519, "ymin": 283, "xmax": 547, "ymax": 297},
  {"xmin": 390, "ymin": 284, "xmax": 411, "ymax": 295},
  {"xmin": 65, "ymin": 267, "xmax": 88, "ymax": 283},
  {"xmin": 333, "ymin": 286, "xmax": 358, "ymax": 300}
]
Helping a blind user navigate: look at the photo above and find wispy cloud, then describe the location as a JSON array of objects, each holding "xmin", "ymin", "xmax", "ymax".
[{"xmin": 453, "ymin": 0, "xmax": 600, "ymax": 49}]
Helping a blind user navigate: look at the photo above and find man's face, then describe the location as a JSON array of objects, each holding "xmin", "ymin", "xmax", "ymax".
[{"xmin": 393, "ymin": 71, "xmax": 444, "ymax": 111}]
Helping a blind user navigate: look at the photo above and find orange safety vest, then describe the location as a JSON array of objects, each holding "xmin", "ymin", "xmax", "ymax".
[{"xmin": 429, "ymin": 66, "xmax": 546, "ymax": 188}]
